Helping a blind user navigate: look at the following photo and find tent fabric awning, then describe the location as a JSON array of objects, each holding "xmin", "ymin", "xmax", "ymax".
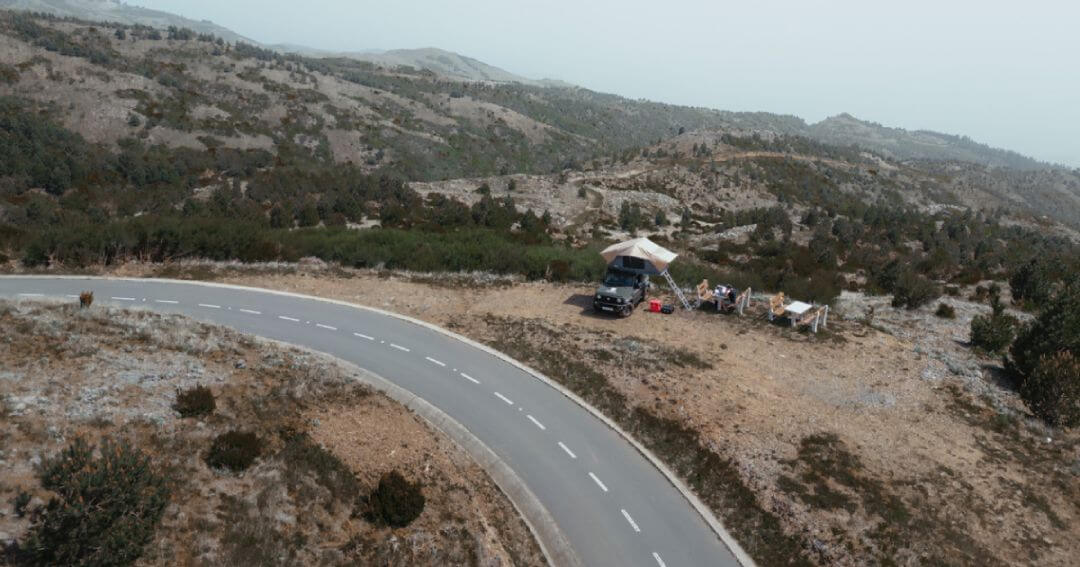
[{"xmin": 600, "ymin": 237, "xmax": 678, "ymax": 273}]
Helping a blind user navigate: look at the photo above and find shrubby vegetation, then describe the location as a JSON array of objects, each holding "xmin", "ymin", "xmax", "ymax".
[
  {"xmin": 16, "ymin": 438, "xmax": 169, "ymax": 566},
  {"xmin": 173, "ymin": 384, "xmax": 215, "ymax": 418},
  {"xmin": 365, "ymin": 471, "xmax": 425, "ymax": 528},
  {"xmin": 206, "ymin": 430, "xmax": 262, "ymax": 472},
  {"xmin": 970, "ymin": 296, "xmax": 1018, "ymax": 354},
  {"xmin": 1009, "ymin": 281, "xmax": 1080, "ymax": 426}
]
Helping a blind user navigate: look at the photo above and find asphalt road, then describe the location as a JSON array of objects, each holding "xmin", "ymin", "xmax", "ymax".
[{"xmin": 0, "ymin": 277, "xmax": 742, "ymax": 567}]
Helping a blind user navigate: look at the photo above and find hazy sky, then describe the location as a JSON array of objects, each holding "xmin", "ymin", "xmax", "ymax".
[{"xmin": 138, "ymin": 0, "xmax": 1079, "ymax": 167}]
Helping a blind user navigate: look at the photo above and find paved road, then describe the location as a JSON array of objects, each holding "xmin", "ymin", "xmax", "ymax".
[{"xmin": 0, "ymin": 277, "xmax": 742, "ymax": 567}]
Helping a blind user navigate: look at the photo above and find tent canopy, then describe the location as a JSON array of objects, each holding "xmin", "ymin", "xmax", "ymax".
[{"xmin": 600, "ymin": 237, "xmax": 678, "ymax": 275}]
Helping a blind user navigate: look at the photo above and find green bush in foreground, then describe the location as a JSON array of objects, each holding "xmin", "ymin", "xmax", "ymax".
[
  {"xmin": 205, "ymin": 430, "xmax": 262, "ymax": 472},
  {"xmin": 173, "ymin": 384, "xmax": 215, "ymax": 418},
  {"xmin": 1020, "ymin": 351, "xmax": 1080, "ymax": 428},
  {"xmin": 890, "ymin": 271, "xmax": 940, "ymax": 310},
  {"xmin": 19, "ymin": 438, "xmax": 169, "ymax": 567},
  {"xmin": 1010, "ymin": 281, "xmax": 1080, "ymax": 426},
  {"xmin": 366, "ymin": 471, "xmax": 425, "ymax": 528},
  {"xmin": 970, "ymin": 296, "xmax": 1018, "ymax": 354},
  {"xmin": 935, "ymin": 303, "xmax": 956, "ymax": 319}
]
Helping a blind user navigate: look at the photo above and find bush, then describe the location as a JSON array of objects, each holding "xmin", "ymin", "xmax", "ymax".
[
  {"xmin": 1010, "ymin": 281, "xmax": 1080, "ymax": 378},
  {"xmin": 173, "ymin": 384, "xmax": 215, "ymax": 418},
  {"xmin": 890, "ymin": 271, "xmax": 940, "ymax": 310},
  {"xmin": 19, "ymin": 438, "xmax": 169, "ymax": 566},
  {"xmin": 366, "ymin": 471, "xmax": 425, "ymax": 527},
  {"xmin": 935, "ymin": 302, "xmax": 956, "ymax": 319},
  {"xmin": 970, "ymin": 297, "xmax": 1017, "ymax": 354},
  {"xmin": 1020, "ymin": 351, "xmax": 1079, "ymax": 428},
  {"xmin": 206, "ymin": 431, "xmax": 261, "ymax": 472}
]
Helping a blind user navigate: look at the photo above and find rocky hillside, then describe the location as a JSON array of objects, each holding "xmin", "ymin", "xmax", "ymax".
[
  {"xmin": 0, "ymin": 0, "xmax": 254, "ymax": 43},
  {"xmin": 808, "ymin": 113, "xmax": 1054, "ymax": 170}
]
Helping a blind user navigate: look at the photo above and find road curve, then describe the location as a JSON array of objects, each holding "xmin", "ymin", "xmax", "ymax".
[{"xmin": 0, "ymin": 277, "xmax": 745, "ymax": 567}]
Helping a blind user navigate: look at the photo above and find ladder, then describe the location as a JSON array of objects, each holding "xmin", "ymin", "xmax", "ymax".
[{"xmin": 661, "ymin": 270, "xmax": 692, "ymax": 311}]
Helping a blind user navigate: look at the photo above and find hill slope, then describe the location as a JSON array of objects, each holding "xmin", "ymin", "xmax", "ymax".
[
  {"xmin": 0, "ymin": 0, "xmax": 255, "ymax": 43},
  {"xmin": 808, "ymin": 113, "xmax": 1052, "ymax": 170}
]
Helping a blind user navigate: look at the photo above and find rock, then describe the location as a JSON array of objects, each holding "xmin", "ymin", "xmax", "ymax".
[
  {"xmin": 0, "ymin": 531, "xmax": 12, "ymax": 545},
  {"xmin": 234, "ymin": 360, "xmax": 247, "ymax": 369}
]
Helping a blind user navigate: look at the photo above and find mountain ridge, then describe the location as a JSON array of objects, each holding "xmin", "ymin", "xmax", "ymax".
[{"xmin": 0, "ymin": 1, "xmax": 1065, "ymax": 171}]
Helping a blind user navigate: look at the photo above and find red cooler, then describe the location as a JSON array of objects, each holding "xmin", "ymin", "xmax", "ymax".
[{"xmin": 649, "ymin": 299, "xmax": 662, "ymax": 313}]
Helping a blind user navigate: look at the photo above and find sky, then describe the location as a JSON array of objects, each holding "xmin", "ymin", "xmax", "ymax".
[{"xmin": 137, "ymin": 0, "xmax": 1079, "ymax": 167}]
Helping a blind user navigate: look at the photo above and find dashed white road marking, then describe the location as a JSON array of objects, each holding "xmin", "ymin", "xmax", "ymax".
[
  {"xmin": 494, "ymin": 392, "xmax": 514, "ymax": 405},
  {"xmin": 278, "ymin": 315, "xmax": 300, "ymax": 322},
  {"xmin": 353, "ymin": 332, "xmax": 374, "ymax": 341},
  {"xmin": 198, "ymin": 303, "xmax": 221, "ymax": 309},
  {"xmin": 112, "ymin": 297, "xmax": 136, "ymax": 301},
  {"xmin": 316, "ymin": 323, "xmax": 337, "ymax": 331},
  {"xmin": 18, "ymin": 293, "xmax": 43, "ymax": 297},
  {"xmin": 621, "ymin": 509, "xmax": 641, "ymax": 533},
  {"xmin": 588, "ymin": 472, "xmax": 608, "ymax": 492},
  {"xmin": 558, "ymin": 441, "xmax": 577, "ymax": 459},
  {"xmin": 390, "ymin": 343, "xmax": 410, "ymax": 352},
  {"xmin": 527, "ymin": 415, "xmax": 546, "ymax": 430},
  {"xmin": 459, "ymin": 372, "xmax": 480, "ymax": 384},
  {"xmin": 155, "ymin": 299, "xmax": 179, "ymax": 304},
  {"xmin": 652, "ymin": 552, "xmax": 667, "ymax": 567},
  {"xmin": 239, "ymin": 309, "xmax": 261, "ymax": 315},
  {"xmin": 425, "ymin": 356, "xmax": 446, "ymax": 367}
]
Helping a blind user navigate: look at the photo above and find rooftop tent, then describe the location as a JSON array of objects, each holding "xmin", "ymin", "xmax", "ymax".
[{"xmin": 600, "ymin": 237, "xmax": 678, "ymax": 275}]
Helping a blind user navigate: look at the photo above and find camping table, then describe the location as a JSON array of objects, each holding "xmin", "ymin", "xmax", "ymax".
[{"xmin": 785, "ymin": 301, "xmax": 813, "ymax": 327}]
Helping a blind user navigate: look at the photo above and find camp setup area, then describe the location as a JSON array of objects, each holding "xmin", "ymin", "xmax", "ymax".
[{"xmin": 593, "ymin": 237, "xmax": 830, "ymax": 333}]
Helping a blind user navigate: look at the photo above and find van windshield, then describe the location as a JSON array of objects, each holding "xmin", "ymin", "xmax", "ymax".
[{"xmin": 603, "ymin": 271, "xmax": 637, "ymax": 287}]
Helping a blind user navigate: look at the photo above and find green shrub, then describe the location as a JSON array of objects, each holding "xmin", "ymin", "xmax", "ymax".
[
  {"xmin": 935, "ymin": 303, "xmax": 956, "ymax": 319},
  {"xmin": 366, "ymin": 471, "xmax": 425, "ymax": 527},
  {"xmin": 13, "ymin": 490, "xmax": 30, "ymax": 517},
  {"xmin": 206, "ymin": 431, "xmax": 262, "ymax": 472},
  {"xmin": 173, "ymin": 384, "xmax": 215, "ymax": 418},
  {"xmin": 1019, "ymin": 351, "xmax": 1079, "ymax": 428},
  {"xmin": 970, "ymin": 297, "xmax": 1017, "ymax": 354},
  {"xmin": 1009, "ymin": 281, "xmax": 1080, "ymax": 427},
  {"xmin": 19, "ymin": 438, "xmax": 169, "ymax": 567},
  {"xmin": 890, "ymin": 271, "xmax": 940, "ymax": 310}
]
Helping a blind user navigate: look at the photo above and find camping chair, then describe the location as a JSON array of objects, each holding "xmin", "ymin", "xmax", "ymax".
[
  {"xmin": 768, "ymin": 292, "xmax": 786, "ymax": 320},
  {"xmin": 695, "ymin": 279, "xmax": 714, "ymax": 308}
]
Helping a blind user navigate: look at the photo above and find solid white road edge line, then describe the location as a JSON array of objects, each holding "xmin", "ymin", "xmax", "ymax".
[
  {"xmin": 588, "ymin": 472, "xmax": 608, "ymax": 492},
  {"xmin": 390, "ymin": 343, "xmax": 410, "ymax": 352},
  {"xmin": 527, "ymin": 414, "xmax": 546, "ymax": 430},
  {"xmin": 425, "ymin": 356, "xmax": 446, "ymax": 367},
  {"xmin": 558, "ymin": 441, "xmax": 577, "ymax": 459},
  {"xmin": 460, "ymin": 372, "xmax": 481, "ymax": 384},
  {"xmin": 621, "ymin": 509, "xmax": 641, "ymax": 533},
  {"xmin": 653, "ymin": 552, "xmax": 667, "ymax": 567},
  {"xmin": 278, "ymin": 315, "xmax": 300, "ymax": 322},
  {"xmin": 316, "ymin": 323, "xmax": 337, "ymax": 330},
  {"xmin": 353, "ymin": 332, "xmax": 374, "ymax": 340}
]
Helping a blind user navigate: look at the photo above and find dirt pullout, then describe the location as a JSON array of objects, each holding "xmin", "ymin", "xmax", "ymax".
[
  {"xmin": 0, "ymin": 299, "xmax": 544, "ymax": 567},
  {"xmin": 118, "ymin": 263, "xmax": 1080, "ymax": 567}
]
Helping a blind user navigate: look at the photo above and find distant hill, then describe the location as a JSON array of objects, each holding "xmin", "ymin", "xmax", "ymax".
[
  {"xmin": 806, "ymin": 113, "xmax": 1051, "ymax": 170},
  {"xmin": 271, "ymin": 45, "xmax": 569, "ymax": 87},
  {"xmin": 0, "ymin": 0, "xmax": 255, "ymax": 44}
]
